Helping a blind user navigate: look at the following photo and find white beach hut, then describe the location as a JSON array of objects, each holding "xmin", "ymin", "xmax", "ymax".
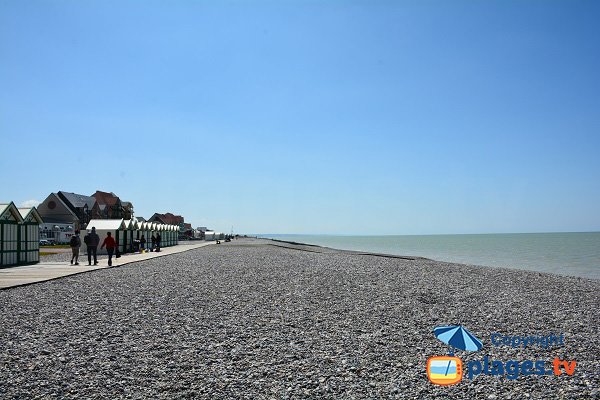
[
  {"xmin": 204, "ymin": 230, "xmax": 215, "ymax": 241},
  {"xmin": 84, "ymin": 219, "xmax": 126, "ymax": 255}
]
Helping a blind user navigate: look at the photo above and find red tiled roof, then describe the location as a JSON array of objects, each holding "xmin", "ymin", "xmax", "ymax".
[
  {"xmin": 91, "ymin": 191, "xmax": 120, "ymax": 206},
  {"xmin": 150, "ymin": 212, "xmax": 184, "ymax": 225}
]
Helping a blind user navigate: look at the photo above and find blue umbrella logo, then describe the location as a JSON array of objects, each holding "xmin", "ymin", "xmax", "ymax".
[{"xmin": 434, "ymin": 325, "xmax": 483, "ymax": 355}]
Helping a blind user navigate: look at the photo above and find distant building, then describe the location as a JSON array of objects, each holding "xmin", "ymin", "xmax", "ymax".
[
  {"xmin": 148, "ymin": 212, "xmax": 184, "ymax": 226},
  {"xmin": 37, "ymin": 193, "xmax": 80, "ymax": 228},
  {"xmin": 122, "ymin": 201, "xmax": 134, "ymax": 220},
  {"xmin": 57, "ymin": 191, "xmax": 100, "ymax": 227},
  {"xmin": 92, "ymin": 191, "xmax": 132, "ymax": 220}
]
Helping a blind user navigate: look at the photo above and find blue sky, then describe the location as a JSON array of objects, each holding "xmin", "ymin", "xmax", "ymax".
[{"xmin": 1, "ymin": 1, "xmax": 599, "ymax": 234}]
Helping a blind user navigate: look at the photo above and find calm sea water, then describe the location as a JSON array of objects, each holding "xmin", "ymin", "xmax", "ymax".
[{"xmin": 260, "ymin": 233, "xmax": 600, "ymax": 279}]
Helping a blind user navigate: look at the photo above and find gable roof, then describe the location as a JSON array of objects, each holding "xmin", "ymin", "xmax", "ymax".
[
  {"xmin": 58, "ymin": 191, "xmax": 97, "ymax": 209},
  {"xmin": 36, "ymin": 193, "xmax": 81, "ymax": 226},
  {"xmin": 18, "ymin": 207, "xmax": 43, "ymax": 223},
  {"xmin": 0, "ymin": 202, "xmax": 24, "ymax": 223}
]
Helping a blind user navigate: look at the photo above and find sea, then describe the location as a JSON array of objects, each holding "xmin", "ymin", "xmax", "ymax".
[{"xmin": 259, "ymin": 232, "xmax": 600, "ymax": 280}]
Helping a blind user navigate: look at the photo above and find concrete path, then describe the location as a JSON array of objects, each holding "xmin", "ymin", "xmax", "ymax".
[{"xmin": 0, "ymin": 242, "xmax": 213, "ymax": 290}]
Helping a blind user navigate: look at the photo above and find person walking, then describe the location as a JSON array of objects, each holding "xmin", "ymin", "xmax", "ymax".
[
  {"xmin": 69, "ymin": 231, "xmax": 81, "ymax": 265},
  {"xmin": 100, "ymin": 232, "xmax": 118, "ymax": 267},
  {"xmin": 156, "ymin": 233, "xmax": 161, "ymax": 252},
  {"xmin": 140, "ymin": 235, "xmax": 147, "ymax": 252},
  {"xmin": 84, "ymin": 227, "xmax": 100, "ymax": 266},
  {"xmin": 151, "ymin": 234, "xmax": 156, "ymax": 252}
]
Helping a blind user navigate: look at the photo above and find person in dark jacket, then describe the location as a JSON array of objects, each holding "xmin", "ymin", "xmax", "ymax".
[
  {"xmin": 156, "ymin": 233, "xmax": 161, "ymax": 252},
  {"xmin": 100, "ymin": 232, "xmax": 118, "ymax": 267},
  {"xmin": 151, "ymin": 234, "xmax": 156, "ymax": 252},
  {"xmin": 140, "ymin": 235, "xmax": 147, "ymax": 252},
  {"xmin": 84, "ymin": 227, "xmax": 100, "ymax": 266},
  {"xmin": 69, "ymin": 231, "xmax": 81, "ymax": 265}
]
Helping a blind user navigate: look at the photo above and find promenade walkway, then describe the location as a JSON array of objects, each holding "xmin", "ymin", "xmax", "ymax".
[{"xmin": 0, "ymin": 242, "xmax": 213, "ymax": 290}]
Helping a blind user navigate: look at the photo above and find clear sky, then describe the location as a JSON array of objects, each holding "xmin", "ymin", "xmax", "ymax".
[{"xmin": 1, "ymin": 1, "xmax": 599, "ymax": 235}]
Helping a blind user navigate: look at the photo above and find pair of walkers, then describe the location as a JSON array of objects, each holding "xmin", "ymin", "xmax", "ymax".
[
  {"xmin": 80, "ymin": 227, "xmax": 118, "ymax": 266},
  {"xmin": 147, "ymin": 233, "xmax": 161, "ymax": 252}
]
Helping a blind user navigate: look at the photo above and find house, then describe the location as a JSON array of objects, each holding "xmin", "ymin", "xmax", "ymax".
[
  {"xmin": 91, "ymin": 191, "xmax": 133, "ymax": 220},
  {"xmin": 148, "ymin": 212, "xmax": 184, "ymax": 226},
  {"xmin": 37, "ymin": 192, "xmax": 80, "ymax": 228},
  {"xmin": 37, "ymin": 191, "xmax": 97, "ymax": 241},
  {"xmin": 57, "ymin": 191, "xmax": 100, "ymax": 227},
  {"xmin": 122, "ymin": 201, "xmax": 134, "ymax": 220}
]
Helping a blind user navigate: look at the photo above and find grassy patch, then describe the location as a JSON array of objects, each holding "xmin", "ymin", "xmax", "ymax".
[{"xmin": 40, "ymin": 245, "xmax": 70, "ymax": 249}]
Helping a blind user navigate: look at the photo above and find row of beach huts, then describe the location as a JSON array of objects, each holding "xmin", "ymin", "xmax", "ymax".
[{"xmin": 1, "ymin": 201, "xmax": 226, "ymax": 267}]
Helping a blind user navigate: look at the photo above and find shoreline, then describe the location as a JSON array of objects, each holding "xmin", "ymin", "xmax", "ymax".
[{"xmin": 262, "ymin": 234, "xmax": 600, "ymax": 280}]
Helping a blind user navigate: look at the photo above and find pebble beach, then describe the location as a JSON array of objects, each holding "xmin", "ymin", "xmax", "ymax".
[{"xmin": 0, "ymin": 238, "xmax": 598, "ymax": 399}]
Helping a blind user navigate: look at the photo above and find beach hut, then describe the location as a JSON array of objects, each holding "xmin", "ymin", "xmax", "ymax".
[
  {"xmin": 123, "ymin": 219, "xmax": 139, "ymax": 253},
  {"xmin": 204, "ymin": 230, "xmax": 215, "ymax": 241},
  {"xmin": 130, "ymin": 218, "xmax": 140, "ymax": 251},
  {"xmin": 17, "ymin": 207, "xmax": 43, "ymax": 265},
  {"xmin": 140, "ymin": 222, "xmax": 147, "ymax": 248},
  {"xmin": 84, "ymin": 219, "xmax": 126, "ymax": 255},
  {"xmin": 146, "ymin": 222, "xmax": 155, "ymax": 249},
  {"xmin": 122, "ymin": 219, "xmax": 131, "ymax": 253},
  {"xmin": 0, "ymin": 202, "xmax": 24, "ymax": 267},
  {"xmin": 158, "ymin": 224, "xmax": 166, "ymax": 247},
  {"xmin": 166, "ymin": 225, "xmax": 172, "ymax": 247}
]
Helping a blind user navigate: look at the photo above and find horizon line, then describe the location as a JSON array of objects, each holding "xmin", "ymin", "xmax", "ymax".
[{"xmin": 249, "ymin": 230, "xmax": 600, "ymax": 237}]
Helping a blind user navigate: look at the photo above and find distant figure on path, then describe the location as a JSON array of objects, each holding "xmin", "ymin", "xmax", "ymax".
[
  {"xmin": 100, "ymin": 232, "xmax": 118, "ymax": 267},
  {"xmin": 69, "ymin": 231, "xmax": 81, "ymax": 265},
  {"xmin": 84, "ymin": 227, "xmax": 100, "ymax": 266},
  {"xmin": 151, "ymin": 234, "xmax": 156, "ymax": 252},
  {"xmin": 156, "ymin": 233, "xmax": 161, "ymax": 252},
  {"xmin": 140, "ymin": 235, "xmax": 146, "ymax": 252}
]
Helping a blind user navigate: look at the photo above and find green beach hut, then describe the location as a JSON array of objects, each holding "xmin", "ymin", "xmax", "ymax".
[
  {"xmin": 17, "ymin": 207, "xmax": 43, "ymax": 265},
  {"xmin": 0, "ymin": 202, "xmax": 24, "ymax": 267}
]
